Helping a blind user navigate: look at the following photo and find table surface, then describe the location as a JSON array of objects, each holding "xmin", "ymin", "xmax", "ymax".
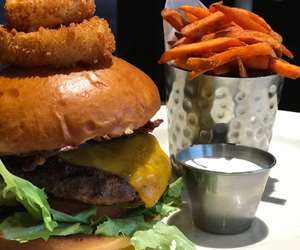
[{"xmin": 153, "ymin": 106, "xmax": 300, "ymax": 250}]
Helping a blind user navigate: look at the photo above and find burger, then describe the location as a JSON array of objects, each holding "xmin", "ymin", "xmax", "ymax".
[
  {"xmin": 0, "ymin": 57, "xmax": 195, "ymax": 250},
  {"xmin": 0, "ymin": 0, "xmax": 195, "ymax": 248}
]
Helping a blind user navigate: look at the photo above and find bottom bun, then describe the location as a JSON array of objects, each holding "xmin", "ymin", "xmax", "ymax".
[{"xmin": 0, "ymin": 235, "xmax": 133, "ymax": 250}]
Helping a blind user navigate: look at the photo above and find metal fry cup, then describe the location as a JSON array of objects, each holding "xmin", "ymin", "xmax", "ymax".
[
  {"xmin": 166, "ymin": 66, "xmax": 284, "ymax": 175},
  {"xmin": 176, "ymin": 144, "xmax": 276, "ymax": 235}
]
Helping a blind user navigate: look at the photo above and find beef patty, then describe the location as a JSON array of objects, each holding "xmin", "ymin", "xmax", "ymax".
[{"xmin": 2, "ymin": 156, "xmax": 139, "ymax": 206}]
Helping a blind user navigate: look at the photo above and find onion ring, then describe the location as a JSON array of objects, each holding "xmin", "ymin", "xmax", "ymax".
[
  {"xmin": 5, "ymin": 0, "xmax": 96, "ymax": 32},
  {"xmin": 0, "ymin": 17, "xmax": 116, "ymax": 68}
]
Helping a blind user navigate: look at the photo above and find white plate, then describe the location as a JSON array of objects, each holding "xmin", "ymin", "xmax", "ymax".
[{"xmin": 153, "ymin": 107, "xmax": 300, "ymax": 250}]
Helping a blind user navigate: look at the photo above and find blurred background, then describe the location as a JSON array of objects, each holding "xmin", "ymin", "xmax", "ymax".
[{"xmin": 0, "ymin": 0, "xmax": 299, "ymax": 111}]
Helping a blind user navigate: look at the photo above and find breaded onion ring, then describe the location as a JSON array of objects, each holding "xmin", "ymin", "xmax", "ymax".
[
  {"xmin": 0, "ymin": 17, "xmax": 116, "ymax": 68},
  {"xmin": 5, "ymin": 0, "xmax": 96, "ymax": 32}
]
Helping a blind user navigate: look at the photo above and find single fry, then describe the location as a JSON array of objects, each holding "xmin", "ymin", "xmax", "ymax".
[
  {"xmin": 179, "ymin": 5, "xmax": 210, "ymax": 19},
  {"xmin": 212, "ymin": 63, "xmax": 232, "ymax": 75},
  {"xmin": 212, "ymin": 2, "xmax": 272, "ymax": 31},
  {"xmin": 270, "ymin": 58, "xmax": 300, "ymax": 79},
  {"xmin": 190, "ymin": 70, "xmax": 203, "ymax": 79},
  {"xmin": 186, "ymin": 43, "xmax": 276, "ymax": 76},
  {"xmin": 159, "ymin": 37, "xmax": 244, "ymax": 64},
  {"xmin": 171, "ymin": 37, "xmax": 194, "ymax": 48},
  {"xmin": 233, "ymin": 31, "xmax": 292, "ymax": 58},
  {"xmin": 209, "ymin": 1, "xmax": 222, "ymax": 12},
  {"xmin": 181, "ymin": 11, "xmax": 229, "ymax": 39},
  {"xmin": 174, "ymin": 58, "xmax": 192, "ymax": 70},
  {"xmin": 210, "ymin": 29, "xmax": 293, "ymax": 59},
  {"xmin": 236, "ymin": 31, "xmax": 292, "ymax": 58},
  {"xmin": 270, "ymin": 31, "xmax": 283, "ymax": 43},
  {"xmin": 244, "ymin": 56, "xmax": 270, "ymax": 70},
  {"xmin": 237, "ymin": 57, "xmax": 248, "ymax": 77},
  {"xmin": 185, "ymin": 12, "xmax": 199, "ymax": 23},
  {"xmin": 161, "ymin": 9, "xmax": 185, "ymax": 31},
  {"xmin": 210, "ymin": 3, "xmax": 282, "ymax": 42},
  {"xmin": 201, "ymin": 51, "xmax": 217, "ymax": 58},
  {"xmin": 187, "ymin": 58, "xmax": 215, "ymax": 72},
  {"xmin": 201, "ymin": 25, "xmax": 243, "ymax": 41},
  {"xmin": 281, "ymin": 45, "xmax": 294, "ymax": 59}
]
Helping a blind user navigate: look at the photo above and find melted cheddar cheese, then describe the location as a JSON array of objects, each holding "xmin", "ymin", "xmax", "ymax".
[{"xmin": 59, "ymin": 134, "xmax": 171, "ymax": 208}]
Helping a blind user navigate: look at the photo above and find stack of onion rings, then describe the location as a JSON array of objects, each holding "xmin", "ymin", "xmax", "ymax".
[{"xmin": 0, "ymin": 0, "xmax": 115, "ymax": 68}]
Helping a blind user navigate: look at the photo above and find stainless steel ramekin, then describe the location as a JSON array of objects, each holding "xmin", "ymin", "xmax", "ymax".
[{"xmin": 176, "ymin": 143, "xmax": 276, "ymax": 235}]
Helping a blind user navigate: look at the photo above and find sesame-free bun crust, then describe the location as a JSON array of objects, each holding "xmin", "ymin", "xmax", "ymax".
[
  {"xmin": 0, "ymin": 57, "xmax": 160, "ymax": 155},
  {"xmin": 0, "ymin": 235, "xmax": 133, "ymax": 250}
]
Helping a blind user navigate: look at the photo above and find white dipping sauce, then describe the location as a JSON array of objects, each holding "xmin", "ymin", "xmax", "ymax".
[{"xmin": 185, "ymin": 158, "xmax": 263, "ymax": 173}]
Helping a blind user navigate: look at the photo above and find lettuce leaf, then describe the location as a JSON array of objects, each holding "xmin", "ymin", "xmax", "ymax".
[
  {"xmin": 0, "ymin": 212, "xmax": 92, "ymax": 243},
  {"xmin": 52, "ymin": 223, "xmax": 92, "ymax": 236},
  {"xmin": 0, "ymin": 160, "xmax": 195, "ymax": 249},
  {"xmin": 131, "ymin": 222, "xmax": 195, "ymax": 250},
  {"xmin": 0, "ymin": 160, "xmax": 56, "ymax": 231},
  {"xmin": 95, "ymin": 216, "xmax": 148, "ymax": 237},
  {"xmin": 136, "ymin": 177, "xmax": 183, "ymax": 218},
  {"xmin": 95, "ymin": 178, "xmax": 195, "ymax": 250},
  {"xmin": 164, "ymin": 177, "xmax": 184, "ymax": 200},
  {"xmin": 0, "ymin": 213, "xmax": 50, "ymax": 242},
  {"xmin": 96, "ymin": 217, "xmax": 196, "ymax": 250},
  {"xmin": 0, "ymin": 159, "xmax": 96, "ymax": 242},
  {"xmin": 51, "ymin": 207, "xmax": 97, "ymax": 224}
]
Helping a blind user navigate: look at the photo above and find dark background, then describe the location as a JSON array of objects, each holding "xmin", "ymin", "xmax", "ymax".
[{"xmin": 0, "ymin": 0, "xmax": 299, "ymax": 111}]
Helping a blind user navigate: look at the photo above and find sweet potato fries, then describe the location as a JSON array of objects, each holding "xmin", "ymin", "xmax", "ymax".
[{"xmin": 160, "ymin": 1, "xmax": 300, "ymax": 79}]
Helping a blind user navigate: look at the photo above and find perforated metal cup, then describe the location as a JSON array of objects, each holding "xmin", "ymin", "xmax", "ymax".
[{"xmin": 166, "ymin": 66, "xmax": 284, "ymax": 174}]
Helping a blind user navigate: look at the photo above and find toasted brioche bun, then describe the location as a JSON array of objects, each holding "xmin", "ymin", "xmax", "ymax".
[
  {"xmin": 0, "ymin": 235, "xmax": 133, "ymax": 250},
  {"xmin": 0, "ymin": 57, "xmax": 160, "ymax": 155}
]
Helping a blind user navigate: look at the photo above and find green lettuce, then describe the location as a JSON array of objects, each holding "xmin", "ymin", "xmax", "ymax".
[
  {"xmin": 0, "ymin": 159, "xmax": 195, "ymax": 249},
  {"xmin": 0, "ymin": 212, "xmax": 92, "ymax": 243},
  {"xmin": 131, "ymin": 222, "xmax": 195, "ymax": 250},
  {"xmin": 51, "ymin": 207, "xmax": 97, "ymax": 224},
  {"xmin": 96, "ymin": 216, "xmax": 147, "ymax": 237},
  {"xmin": 95, "ymin": 177, "xmax": 195, "ymax": 249},
  {"xmin": 0, "ymin": 159, "xmax": 97, "ymax": 242},
  {"xmin": 0, "ymin": 160, "xmax": 56, "ymax": 231},
  {"xmin": 95, "ymin": 178, "xmax": 183, "ymax": 237},
  {"xmin": 96, "ymin": 218, "xmax": 195, "ymax": 250},
  {"xmin": 147, "ymin": 177, "xmax": 183, "ymax": 217}
]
